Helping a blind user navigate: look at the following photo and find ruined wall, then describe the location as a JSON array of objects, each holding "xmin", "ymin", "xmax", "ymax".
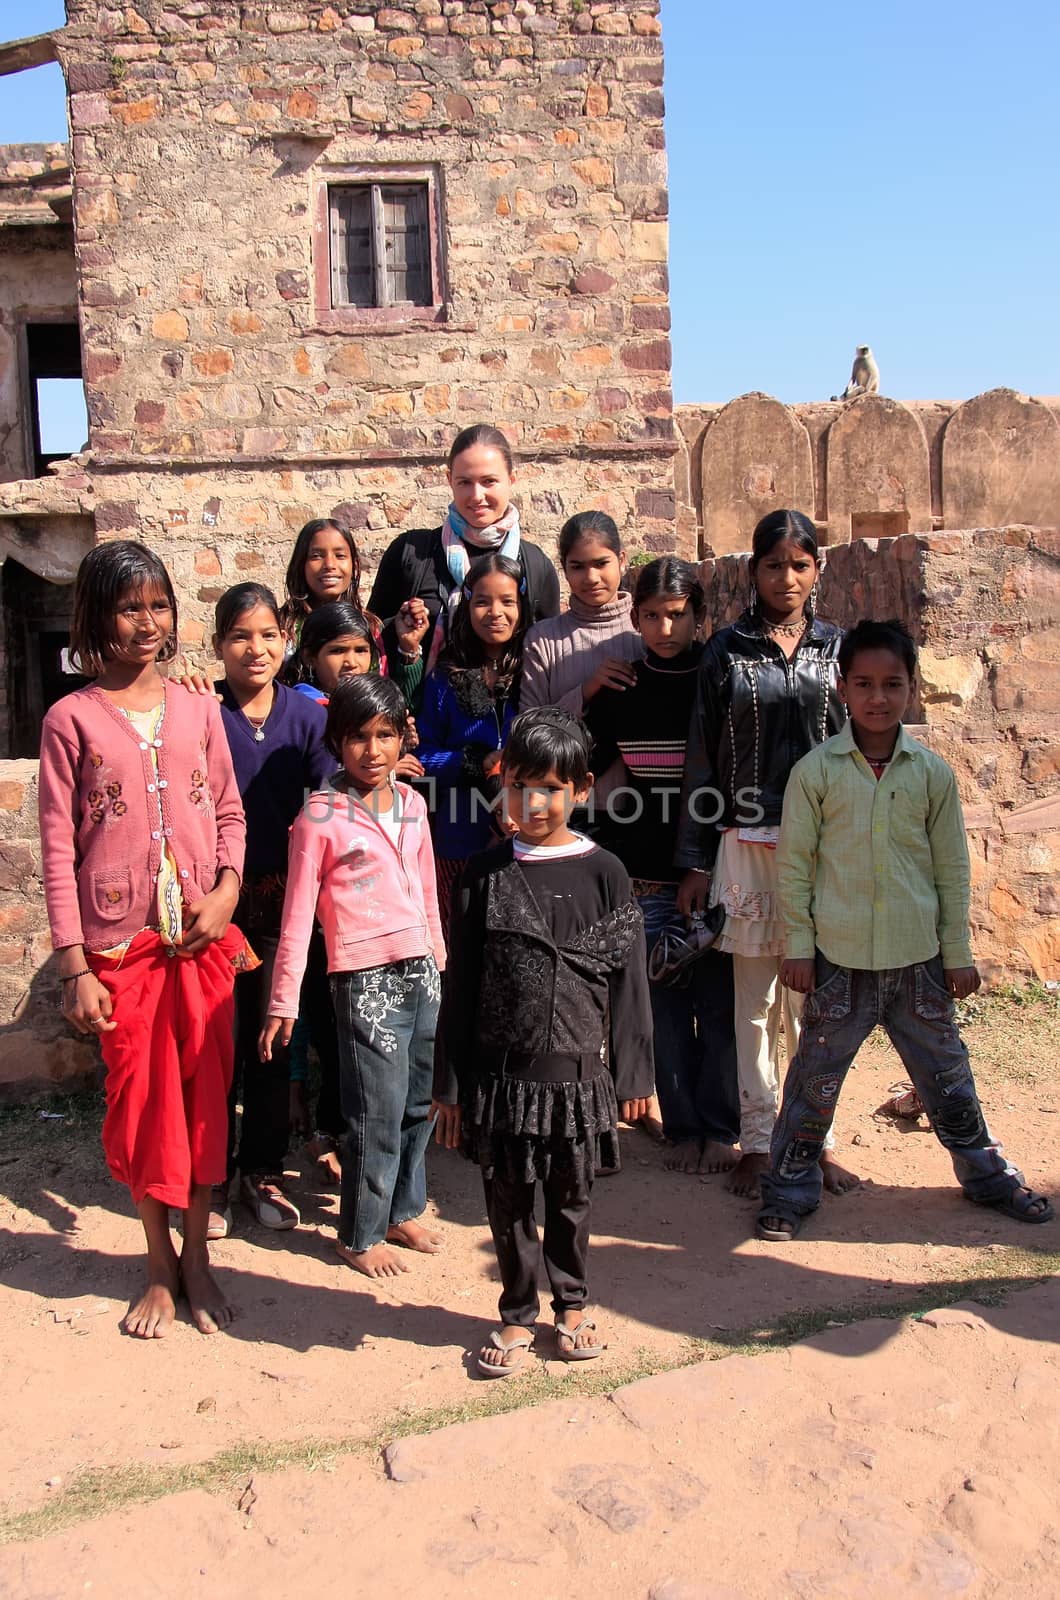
[
  {"xmin": 0, "ymin": 146, "xmax": 79, "ymax": 484},
  {"xmin": 677, "ymin": 392, "xmax": 1060, "ymax": 556},
  {"xmin": 34, "ymin": 0, "xmax": 679, "ymax": 636},
  {"xmin": 698, "ymin": 527, "xmax": 1060, "ymax": 983}
]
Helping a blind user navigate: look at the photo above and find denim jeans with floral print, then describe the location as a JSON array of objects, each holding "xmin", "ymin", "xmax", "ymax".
[
  {"xmin": 330, "ymin": 955, "xmax": 440, "ymax": 1252},
  {"xmin": 761, "ymin": 952, "xmax": 1022, "ymax": 1220}
]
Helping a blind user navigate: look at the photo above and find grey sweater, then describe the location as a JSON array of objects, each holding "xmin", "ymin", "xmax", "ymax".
[{"xmin": 521, "ymin": 592, "xmax": 643, "ymax": 715}]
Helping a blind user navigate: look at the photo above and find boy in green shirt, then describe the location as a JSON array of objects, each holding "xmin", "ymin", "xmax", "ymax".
[{"xmin": 757, "ymin": 620, "xmax": 1053, "ymax": 1241}]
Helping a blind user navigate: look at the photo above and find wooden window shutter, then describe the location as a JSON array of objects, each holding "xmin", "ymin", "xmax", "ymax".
[
  {"xmin": 329, "ymin": 186, "xmax": 373, "ymax": 308},
  {"xmin": 382, "ymin": 184, "xmax": 431, "ymax": 306}
]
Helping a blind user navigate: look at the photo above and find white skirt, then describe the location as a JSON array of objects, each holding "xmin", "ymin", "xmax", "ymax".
[{"xmin": 709, "ymin": 830, "xmax": 786, "ymax": 960}]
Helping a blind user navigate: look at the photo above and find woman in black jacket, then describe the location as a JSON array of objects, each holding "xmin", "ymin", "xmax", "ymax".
[
  {"xmin": 367, "ymin": 424, "xmax": 560, "ymax": 709},
  {"xmin": 675, "ymin": 510, "xmax": 859, "ymax": 1201}
]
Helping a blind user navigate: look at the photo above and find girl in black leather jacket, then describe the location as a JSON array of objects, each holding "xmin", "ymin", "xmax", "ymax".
[{"xmin": 676, "ymin": 510, "xmax": 860, "ymax": 1202}]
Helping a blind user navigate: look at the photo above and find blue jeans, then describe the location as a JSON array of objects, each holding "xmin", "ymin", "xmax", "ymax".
[
  {"xmin": 760, "ymin": 952, "xmax": 1022, "ymax": 1219},
  {"xmin": 330, "ymin": 956, "xmax": 440, "ymax": 1252},
  {"xmin": 636, "ymin": 885, "xmax": 740, "ymax": 1146}
]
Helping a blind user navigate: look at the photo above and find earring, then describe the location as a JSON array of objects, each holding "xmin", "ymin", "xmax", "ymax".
[
  {"xmin": 749, "ymin": 581, "xmax": 758, "ymax": 612},
  {"xmin": 807, "ymin": 579, "xmax": 819, "ymax": 618}
]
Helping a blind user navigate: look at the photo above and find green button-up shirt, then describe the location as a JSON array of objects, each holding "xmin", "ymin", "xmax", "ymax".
[{"xmin": 777, "ymin": 721, "xmax": 974, "ymax": 971}]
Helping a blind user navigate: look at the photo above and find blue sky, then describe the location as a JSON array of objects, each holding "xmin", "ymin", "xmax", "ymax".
[{"xmin": 2, "ymin": 0, "xmax": 1057, "ymax": 429}]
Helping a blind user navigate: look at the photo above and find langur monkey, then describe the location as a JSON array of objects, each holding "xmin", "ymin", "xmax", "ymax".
[{"xmin": 832, "ymin": 345, "xmax": 879, "ymax": 401}]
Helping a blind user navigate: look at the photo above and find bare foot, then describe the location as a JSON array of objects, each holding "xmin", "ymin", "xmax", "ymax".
[
  {"xmin": 698, "ymin": 1139, "xmax": 739, "ymax": 1175},
  {"xmin": 477, "ymin": 1325, "xmax": 535, "ymax": 1375},
  {"xmin": 122, "ymin": 1275, "xmax": 178, "ymax": 1339},
  {"xmin": 664, "ymin": 1138, "xmax": 702, "ymax": 1173},
  {"xmin": 725, "ymin": 1151, "xmax": 770, "ymax": 1199},
  {"xmin": 556, "ymin": 1310, "xmax": 605, "ymax": 1359},
  {"xmin": 180, "ymin": 1252, "xmax": 235, "ymax": 1335},
  {"xmin": 387, "ymin": 1218, "xmax": 442, "ymax": 1253},
  {"xmin": 638, "ymin": 1095, "xmax": 667, "ymax": 1144},
  {"xmin": 822, "ymin": 1152, "xmax": 862, "ymax": 1195},
  {"xmin": 334, "ymin": 1239, "xmax": 409, "ymax": 1278}
]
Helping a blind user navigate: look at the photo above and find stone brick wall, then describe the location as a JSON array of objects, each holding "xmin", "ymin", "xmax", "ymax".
[
  {"xmin": 0, "ymin": 761, "xmax": 96, "ymax": 1095},
  {"xmin": 676, "ymin": 391, "xmax": 1060, "ymax": 556},
  {"xmin": 33, "ymin": 0, "xmax": 680, "ymax": 639},
  {"xmin": 698, "ymin": 526, "xmax": 1060, "ymax": 982}
]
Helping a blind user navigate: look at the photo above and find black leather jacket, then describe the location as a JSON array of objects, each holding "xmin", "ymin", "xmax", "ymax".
[{"xmin": 675, "ymin": 610, "xmax": 846, "ymax": 870}]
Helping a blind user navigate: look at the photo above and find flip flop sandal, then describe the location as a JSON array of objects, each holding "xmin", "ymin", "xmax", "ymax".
[
  {"xmin": 555, "ymin": 1315, "xmax": 606, "ymax": 1361},
  {"xmin": 476, "ymin": 1328, "xmax": 535, "ymax": 1379},
  {"xmin": 755, "ymin": 1212, "xmax": 803, "ymax": 1242},
  {"xmin": 969, "ymin": 1186, "xmax": 1054, "ymax": 1225}
]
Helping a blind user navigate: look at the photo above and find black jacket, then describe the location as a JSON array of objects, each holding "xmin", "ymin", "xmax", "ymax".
[
  {"xmin": 367, "ymin": 524, "xmax": 561, "ymax": 659},
  {"xmin": 674, "ymin": 610, "xmax": 846, "ymax": 871}
]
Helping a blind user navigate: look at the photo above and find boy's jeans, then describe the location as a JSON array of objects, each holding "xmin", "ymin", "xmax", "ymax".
[
  {"xmin": 760, "ymin": 952, "xmax": 1022, "ymax": 1218},
  {"xmin": 635, "ymin": 885, "xmax": 739, "ymax": 1146},
  {"xmin": 330, "ymin": 956, "xmax": 440, "ymax": 1252}
]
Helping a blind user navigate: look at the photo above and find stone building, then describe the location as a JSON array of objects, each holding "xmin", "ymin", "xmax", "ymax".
[{"xmin": 0, "ymin": 0, "xmax": 675, "ymax": 754}]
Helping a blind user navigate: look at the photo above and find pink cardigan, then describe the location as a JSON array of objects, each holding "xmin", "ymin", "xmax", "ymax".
[
  {"xmin": 39, "ymin": 683, "xmax": 245, "ymax": 953},
  {"xmin": 269, "ymin": 780, "xmax": 446, "ymax": 1017}
]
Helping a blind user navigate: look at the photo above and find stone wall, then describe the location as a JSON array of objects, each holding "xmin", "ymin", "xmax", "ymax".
[
  {"xmin": 0, "ymin": 145, "xmax": 79, "ymax": 485},
  {"xmin": 676, "ymin": 391, "xmax": 1060, "ymax": 556},
  {"xmin": 698, "ymin": 526, "xmax": 1060, "ymax": 983},
  {"xmin": 0, "ymin": 761, "xmax": 97, "ymax": 1095}
]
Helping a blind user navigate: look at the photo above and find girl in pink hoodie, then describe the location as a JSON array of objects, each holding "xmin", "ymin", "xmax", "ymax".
[{"xmin": 260, "ymin": 674, "xmax": 446, "ymax": 1280}]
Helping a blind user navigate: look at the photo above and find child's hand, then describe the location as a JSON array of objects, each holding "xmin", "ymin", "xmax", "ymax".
[
  {"xmin": 404, "ymin": 715, "xmax": 420, "ymax": 752},
  {"xmin": 396, "ymin": 598, "xmax": 429, "ymax": 654},
  {"xmin": 180, "ymin": 872, "xmax": 239, "ymax": 956},
  {"xmin": 289, "ymin": 1081, "xmax": 309, "ymax": 1138},
  {"xmin": 260, "ymin": 1015, "xmax": 294, "ymax": 1061},
  {"xmin": 944, "ymin": 966, "xmax": 981, "ymax": 999},
  {"xmin": 395, "ymin": 753, "xmax": 425, "ymax": 779},
  {"xmin": 620, "ymin": 1096, "xmax": 652, "ymax": 1124},
  {"xmin": 431, "ymin": 1100, "xmax": 461, "ymax": 1149},
  {"xmin": 675, "ymin": 869, "xmax": 711, "ymax": 919},
  {"xmin": 61, "ymin": 971, "xmax": 117, "ymax": 1036},
  {"xmin": 583, "ymin": 656, "xmax": 637, "ymax": 704},
  {"xmin": 172, "ymin": 658, "xmax": 222, "ymax": 699},
  {"xmin": 780, "ymin": 958, "xmax": 817, "ymax": 993}
]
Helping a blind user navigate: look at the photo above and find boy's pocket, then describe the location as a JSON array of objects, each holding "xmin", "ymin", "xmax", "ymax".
[
  {"xmin": 803, "ymin": 957, "xmax": 852, "ymax": 1024},
  {"xmin": 913, "ymin": 958, "xmax": 955, "ymax": 1023}
]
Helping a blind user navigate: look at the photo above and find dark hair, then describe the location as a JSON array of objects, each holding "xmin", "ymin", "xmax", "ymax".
[
  {"xmin": 501, "ymin": 707, "xmax": 592, "ymax": 788},
  {"xmin": 214, "ymin": 582, "xmax": 282, "ymax": 642},
  {"xmin": 631, "ymin": 556, "xmax": 706, "ymax": 619},
  {"xmin": 282, "ymin": 518, "xmax": 364, "ymax": 624},
  {"xmin": 70, "ymin": 540, "xmax": 179, "ymax": 676},
  {"xmin": 325, "ymin": 673, "xmax": 408, "ymax": 761},
  {"xmin": 447, "ymin": 423, "xmax": 514, "ymax": 476},
  {"xmin": 299, "ymin": 601, "xmax": 379, "ymax": 677},
  {"xmin": 838, "ymin": 618, "xmax": 917, "ymax": 678},
  {"xmin": 558, "ymin": 509, "xmax": 623, "ymax": 567},
  {"xmin": 749, "ymin": 509, "xmax": 820, "ymax": 569},
  {"xmin": 442, "ymin": 552, "xmax": 528, "ymax": 687}
]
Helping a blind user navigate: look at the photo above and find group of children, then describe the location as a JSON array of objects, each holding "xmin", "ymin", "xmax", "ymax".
[{"xmin": 39, "ymin": 424, "xmax": 1053, "ymax": 1370}]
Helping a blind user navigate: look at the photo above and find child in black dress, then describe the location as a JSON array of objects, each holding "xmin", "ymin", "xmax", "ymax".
[{"xmin": 432, "ymin": 708, "xmax": 655, "ymax": 1377}]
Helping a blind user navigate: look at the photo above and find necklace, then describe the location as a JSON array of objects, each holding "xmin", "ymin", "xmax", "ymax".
[
  {"xmin": 242, "ymin": 689, "xmax": 275, "ymax": 743},
  {"xmin": 763, "ymin": 617, "xmax": 805, "ymax": 639}
]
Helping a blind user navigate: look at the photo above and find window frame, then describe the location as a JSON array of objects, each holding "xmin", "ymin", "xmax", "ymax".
[{"xmin": 313, "ymin": 164, "xmax": 446, "ymax": 329}]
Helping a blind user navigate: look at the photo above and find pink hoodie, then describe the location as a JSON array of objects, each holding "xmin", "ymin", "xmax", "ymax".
[{"xmin": 269, "ymin": 780, "xmax": 446, "ymax": 1017}]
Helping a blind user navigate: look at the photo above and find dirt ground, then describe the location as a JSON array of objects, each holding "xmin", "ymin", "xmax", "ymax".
[{"xmin": 1, "ymin": 992, "xmax": 1058, "ymax": 1589}]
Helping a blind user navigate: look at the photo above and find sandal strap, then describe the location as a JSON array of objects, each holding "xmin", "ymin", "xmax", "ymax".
[
  {"xmin": 486, "ymin": 1329, "xmax": 534, "ymax": 1352},
  {"xmin": 557, "ymin": 1315, "xmax": 597, "ymax": 1342}
]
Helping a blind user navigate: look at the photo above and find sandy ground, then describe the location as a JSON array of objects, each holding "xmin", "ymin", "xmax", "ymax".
[{"xmin": 0, "ymin": 996, "xmax": 1057, "ymax": 1594}]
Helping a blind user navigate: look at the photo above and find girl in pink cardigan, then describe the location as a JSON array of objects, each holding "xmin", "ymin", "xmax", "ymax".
[
  {"xmin": 39, "ymin": 542, "xmax": 248, "ymax": 1341},
  {"xmin": 260, "ymin": 674, "xmax": 446, "ymax": 1281}
]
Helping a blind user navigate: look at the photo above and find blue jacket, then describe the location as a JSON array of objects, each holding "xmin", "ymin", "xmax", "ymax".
[{"xmin": 417, "ymin": 666, "xmax": 516, "ymax": 859}]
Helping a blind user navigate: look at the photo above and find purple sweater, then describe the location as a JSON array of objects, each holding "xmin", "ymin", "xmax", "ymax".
[{"xmin": 218, "ymin": 682, "xmax": 332, "ymax": 877}]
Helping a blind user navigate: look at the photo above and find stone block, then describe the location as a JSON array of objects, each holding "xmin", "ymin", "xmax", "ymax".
[
  {"xmin": 151, "ymin": 310, "xmax": 189, "ymax": 342},
  {"xmin": 825, "ymin": 396, "xmax": 932, "ymax": 543},
  {"xmin": 942, "ymin": 390, "xmax": 1060, "ymax": 529}
]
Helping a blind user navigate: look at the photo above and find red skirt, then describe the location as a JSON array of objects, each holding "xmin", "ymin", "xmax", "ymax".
[{"xmin": 88, "ymin": 928, "xmax": 250, "ymax": 1210}]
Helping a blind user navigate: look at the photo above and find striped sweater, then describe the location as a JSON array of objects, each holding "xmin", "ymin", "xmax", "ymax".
[{"xmin": 585, "ymin": 644, "xmax": 703, "ymax": 882}]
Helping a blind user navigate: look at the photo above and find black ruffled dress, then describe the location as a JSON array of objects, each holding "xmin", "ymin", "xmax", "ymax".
[{"xmin": 434, "ymin": 840, "xmax": 655, "ymax": 1187}]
